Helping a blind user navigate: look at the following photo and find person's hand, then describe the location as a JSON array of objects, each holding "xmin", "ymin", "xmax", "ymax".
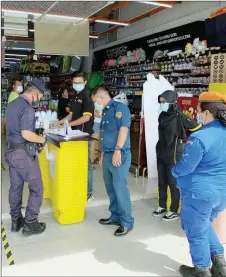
[
  {"xmin": 112, "ymin": 150, "xmax": 121, "ymax": 167},
  {"xmin": 99, "ymin": 153, "xmax": 104, "ymax": 167},
  {"xmin": 40, "ymin": 134, "xmax": 46, "ymax": 144},
  {"xmin": 50, "ymin": 121, "xmax": 58, "ymax": 129},
  {"xmin": 91, "ymin": 151, "xmax": 96, "ymax": 163}
]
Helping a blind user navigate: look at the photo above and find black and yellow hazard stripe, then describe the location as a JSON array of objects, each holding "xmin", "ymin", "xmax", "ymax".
[
  {"xmin": 1, "ymin": 163, "xmax": 6, "ymax": 171},
  {"xmin": 1, "ymin": 222, "xmax": 15, "ymax": 265}
]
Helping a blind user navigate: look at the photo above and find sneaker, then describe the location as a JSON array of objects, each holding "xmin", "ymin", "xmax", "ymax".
[
  {"xmin": 162, "ymin": 211, "xmax": 179, "ymax": 221},
  {"xmin": 87, "ymin": 193, "xmax": 93, "ymax": 202},
  {"xmin": 152, "ymin": 207, "xmax": 166, "ymax": 217}
]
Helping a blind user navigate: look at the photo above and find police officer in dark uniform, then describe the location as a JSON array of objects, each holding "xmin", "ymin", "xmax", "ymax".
[
  {"xmin": 94, "ymin": 87, "xmax": 134, "ymax": 237},
  {"xmin": 5, "ymin": 79, "xmax": 46, "ymax": 236},
  {"xmin": 51, "ymin": 72, "xmax": 94, "ymax": 201}
]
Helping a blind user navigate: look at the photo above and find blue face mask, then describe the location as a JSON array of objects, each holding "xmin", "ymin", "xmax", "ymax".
[
  {"xmin": 17, "ymin": 86, "xmax": 23, "ymax": 93},
  {"xmin": 160, "ymin": 102, "xmax": 170, "ymax": 112},
  {"xmin": 94, "ymin": 102, "xmax": 104, "ymax": 112},
  {"xmin": 196, "ymin": 113, "xmax": 204, "ymax": 125},
  {"xmin": 73, "ymin": 84, "xmax": 85, "ymax": 92}
]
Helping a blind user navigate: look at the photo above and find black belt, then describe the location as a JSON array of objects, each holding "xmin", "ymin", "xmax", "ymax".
[{"xmin": 6, "ymin": 141, "xmax": 26, "ymax": 150}]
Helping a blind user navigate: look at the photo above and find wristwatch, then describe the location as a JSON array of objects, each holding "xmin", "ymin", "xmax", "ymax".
[{"xmin": 115, "ymin": 146, "xmax": 122, "ymax": 151}]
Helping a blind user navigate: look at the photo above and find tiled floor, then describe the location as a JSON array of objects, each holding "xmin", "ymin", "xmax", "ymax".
[
  {"xmin": 2, "ymin": 139, "xmax": 225, "ymax": 276},
  {"xmin": 2, "ymin": 200, "xmax": 192, "ymax": 276}
]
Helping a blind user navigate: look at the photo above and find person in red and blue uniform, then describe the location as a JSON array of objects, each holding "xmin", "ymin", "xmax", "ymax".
[{"xmin": 172, "ymin": 91, "xmax": 226, "ymax": 277}]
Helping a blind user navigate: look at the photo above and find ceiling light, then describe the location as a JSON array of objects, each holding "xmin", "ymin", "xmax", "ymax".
[
  {"xmin": 9, "ymin": 47, "xmax": 35, "ymax": 51},
  {"xmin": 141, "ymin": 1, "xmax": 173, "ymax": 8},
  {"xmin": 5, "ymin": 58, "xmax": 21, "ymax": 61},
  {"xmin": 2, "ymin": 9, "xmax": 42, "ymax": 16},
  {"xmin": 89, "ymin": 35, "xmax": 99, "ymax": 39},
  {"xmin": 2, "ymin": 9, "xmax": 86, "ymax": 21},
  {"xmin": 46, "ymin": 14, "xmax": 85, "ymax": 21},
  {"xmin": 95, "ymin": 19, "xmax": 129, "ymax": 26},
  {"xmin": 5, "ymin": 54, "xmax": 27, "ymax": 57},
  {"xmin": 2, "ymin": 27, "xmax": 27, "ymax": 31}
]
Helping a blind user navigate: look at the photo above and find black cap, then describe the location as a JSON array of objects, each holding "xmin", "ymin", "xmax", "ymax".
[{"xmin": 30, "ymin": 78, "xmax": 45, "ymax": 93}]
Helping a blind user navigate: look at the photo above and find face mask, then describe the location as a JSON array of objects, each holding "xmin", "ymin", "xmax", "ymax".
[
  {"xmin": 73, "ymin": 84, "xmax": 85, "ymax": 92},
  {"xmin": 160, "ymin": 102, "xmax": 170, "ymax": 112},
  {"xmin": 17, "ymin": 86, "xmax": 23, "ymax": 93},
  {"xmin": 94, "ymin": 102, "xmax": 104, "ymax": 111},
  {"xmin": 197, "ymin": 113, "xmax": 204, "ymax": 125}
]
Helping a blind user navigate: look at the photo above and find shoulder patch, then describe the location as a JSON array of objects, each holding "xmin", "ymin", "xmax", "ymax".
[{"xmin": 116, "ymin": 112, "xmax": 122, "ymax": 119}]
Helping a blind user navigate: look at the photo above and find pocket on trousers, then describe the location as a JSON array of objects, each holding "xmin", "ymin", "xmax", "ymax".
[{"xmin": 11, "ymin": 150, "xmax": 29, "ymax": 169}]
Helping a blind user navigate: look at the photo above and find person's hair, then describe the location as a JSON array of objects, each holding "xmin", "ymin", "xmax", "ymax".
[
  {"xmin": 93, "ymin": 86, "xmax": 111, "ymax": 96},
  {"xmin": 12, "ymin": 78, "xmax": 22, "ymax": 87},
  {"xmin": 200, "ymin": 101, "xmax": 226, "ymax": 127},
  {"xmin": 72, "ymin": 72, "xmax": 87, "ymax": 82},
  {"xmin": 58, "ymin": 87, "xmax": 68, "ymax": 99}
]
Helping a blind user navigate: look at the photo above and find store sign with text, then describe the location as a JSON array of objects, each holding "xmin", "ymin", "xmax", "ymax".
[{"xmin": 93, "ymin": 21, "xmax": 206, "ymax": 70}]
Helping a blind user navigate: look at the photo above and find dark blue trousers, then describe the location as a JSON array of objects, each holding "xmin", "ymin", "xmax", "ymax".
[
  {"xmin": 5, "ymin": 149, "xmax": 43, "ymax": 223},
  {"xmin": 180, "ymin": 189, "xmax": 226, "ymax": 268}
]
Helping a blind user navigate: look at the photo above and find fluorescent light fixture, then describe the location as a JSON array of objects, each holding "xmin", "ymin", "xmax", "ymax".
[
  {"xmin": 95, "ymin": 19, "xmax": 129, "ymax": 26},
  {"xmin": 29, "ymin": 29, "xmax": 35, "ymax": 32},
  {"xmin": 75, "ymin": 56, "xmax": 81, "ymax": 59},
  {"xmin": 141, "ymin": 1, "xmax": 173, "ymax": 8},
  {"xmin": 2, "ymin": 9, "xmax": 42, "ymax": 16},
  {"xmin": 5, "ymin": 53, "xmax": 27, "ymax": 57},
  {"xmin": 2, "ymin": 27, "xmax": 27, "ymax": 31},
  {"xmin": 89, "ymin": 35, "xmax": 99, "ymax": 39},
  {"xmin": 5, "ymin": 58, "xmax": 21, "ymax": 61},
  {"xmin": 46, "ymin": 14, "xmax": 86, "ymax": 21},
  {"xmin": 2, "ymin": 9, "xmax": 86, "ymax": 20},
  {"xmin": 9, "ymin": 47, "xmax": 35, "ymax": 51}
]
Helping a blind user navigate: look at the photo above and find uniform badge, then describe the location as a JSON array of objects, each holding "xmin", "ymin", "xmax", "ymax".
[{"xmin": 116, "ymin": 112, "xmax": 122, "ymax": 119}]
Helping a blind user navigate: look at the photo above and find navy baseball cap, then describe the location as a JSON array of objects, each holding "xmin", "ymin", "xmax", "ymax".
[{"xmin": 30, "ymin": 78, "xmax": 45, "ymax": 93}]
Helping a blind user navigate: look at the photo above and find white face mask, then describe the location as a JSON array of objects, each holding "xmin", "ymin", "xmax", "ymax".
[
  {"xmin": 160, "ymin": 102, "xmax": 170, "ymax": 112},
  {"xmin": 16, "ymin": 86, "xmax": 23, "ymax": 93},
  {"xmin": 73, "ymin": 84, "xmax": 85, "ymax": 92}
]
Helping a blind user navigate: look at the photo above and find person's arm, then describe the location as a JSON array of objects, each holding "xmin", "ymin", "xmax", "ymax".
[
  {"xmin": 171, "ymin": 136, "xmax": 205, "ymax": 178},
  {"xmin": 69, "ymin": 114, "xmax": 91, "ymax": 127},
  {"xmin": 179, "ymin": 111, "xmax": 202, "ymax": 132},
  {"xmin": 112, "ymin": 105, "xmax": 131, "ymax": 167},
  {"xmin": 57, "ymin": 113, "xmax": 72, "ymax": 125},
  {"xmin": 69, "ymin": 97, "xmax": 94, "ymax": 127},
  {"xmin": 20, "ymin": 108, "xmax": 45, "ymax": 143}
]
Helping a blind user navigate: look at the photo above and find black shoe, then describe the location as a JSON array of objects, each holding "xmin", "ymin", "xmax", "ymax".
[
  {"xmin": 211, "ymin": 254, "xmax": 226, "ymax": 277},
  {"xmin": 152, "ymin": 207, "xmax": 166, "ymax": 217},
  {"xmin": 179, "ymin": 265, "xmax": 211, "ymax": 277},
  {"xmin": 11, "ymin": 215, "xmax": 25, "ymax": 232},
  {"xmin": 87, "ymin": 193, "xmax": 93, "ymax": 202},
  {"xmin": 22, "ymin": 220, "xmax": 46, "ymax": 236},
  {"xmin": 99, "ymin": 218, "xmax": 120, "ymax": 226},
  {"xmin": 114, "ymin": 225, "xmax": 133, "ymax": 237},
  {"xmin": 162, "ymin": 211, "xmax": 180, "ymax": 222}
]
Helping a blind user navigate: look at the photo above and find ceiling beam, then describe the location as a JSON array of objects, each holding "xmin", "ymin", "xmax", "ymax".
[{"xmin": 96, "ymin": 1, "xmax": 177, "ymax": 36}]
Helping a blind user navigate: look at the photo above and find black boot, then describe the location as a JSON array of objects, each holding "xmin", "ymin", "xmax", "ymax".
[
  {"xmin": 99, "ymin": 218, "xmax": 120, "ymax": 226},
  {"xmin": 211, "ymin": 254, "xmax": 226, "ymax": 277},
  {"xmin": 179, "ymin": 265, "xmax": 211, "ymax": 277},
  {"xmin": 22, "ymin": 220, "xmax": 46, "ymax": 236},
  {"xmin": 11, "ymin": 215, "xmax": 25, "ymax": 232}
]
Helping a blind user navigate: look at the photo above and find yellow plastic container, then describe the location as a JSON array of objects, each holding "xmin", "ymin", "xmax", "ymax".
[
  {"xmin": 50, "ymin": 141, "xmax": 88, "ymax": 225},
  {"xmin": 38, "ymin": 148, "xmax": 51, "ymax": 199},
  {"xmin": 38, "ymin": 140, "xmax": 88, "ymax": 225},
  {"xmin": 157, "ymin": 187, "xmax": 181, "ymax": 213}
]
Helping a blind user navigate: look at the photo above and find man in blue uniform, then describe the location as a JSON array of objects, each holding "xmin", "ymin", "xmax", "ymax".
[
  {"xmin": 5, "ymin": 79, "xmax": 46, "ymax": 236},
  {"xmin": 94, "ymin": 87, "xmax": 134, "ymax": 237}
]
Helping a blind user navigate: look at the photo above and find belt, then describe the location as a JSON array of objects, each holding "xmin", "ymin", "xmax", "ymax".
[{"xmin": 6, "ymin": 141, "xmax": 26, "ymax": 151}]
